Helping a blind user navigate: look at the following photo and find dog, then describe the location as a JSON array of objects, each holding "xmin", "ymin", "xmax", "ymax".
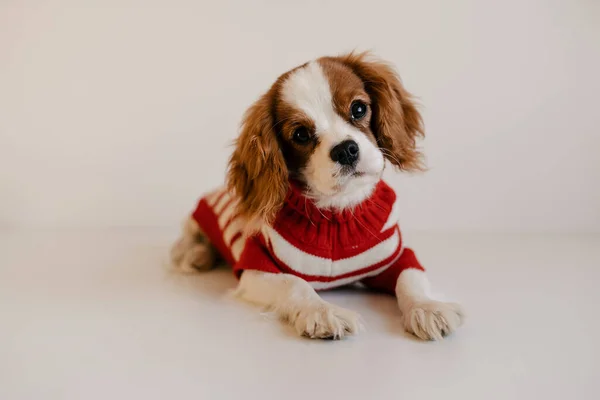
[{"xmin": 171, "ymin": 52, "xmax": 464, "ymax": 340}]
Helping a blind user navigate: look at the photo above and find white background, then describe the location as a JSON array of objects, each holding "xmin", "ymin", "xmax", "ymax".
[
  {"xmin": 1, "ymin": 0, "xmax": 599, "ymax": 232},
  {"xmin": 2, "ymin": 4, "xmax": 600, "ymax": 398}
]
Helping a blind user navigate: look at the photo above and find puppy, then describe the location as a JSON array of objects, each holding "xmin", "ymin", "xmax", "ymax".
[{"xmin": 171, "ymin": 52, "xmax": 463, "ymax": 340}]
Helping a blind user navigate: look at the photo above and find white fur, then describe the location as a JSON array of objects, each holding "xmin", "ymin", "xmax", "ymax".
[
  {"xmin": 395, "ymin": 269, "xmax": 464, "ymax": 340},
  {"xmin": 171, "ymin": 59, "xmax": 464, "ymax": 341},
  {"xmin": 170, "ymin": 218, "xmax": 216, "ymax": 272},
  {"xmin": 281, "ymin": 62, "xmax": 384, "ymax": 209},
  {"xmin": 171, "ymin": 220, "xmax": 361, "ymax": 339},
  {"xmin": 235, "ymin": 270, "xmax": 361, "ymax": 339},
  {"xmin": 172, "ymin": 219, "xmax": 464, "ymax": 340}
]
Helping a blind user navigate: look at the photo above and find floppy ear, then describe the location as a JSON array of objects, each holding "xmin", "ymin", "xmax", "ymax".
[
  {"xmin": 341, "ymin": 52, "xmax": 425, "ymax": 171},
  {"xmin": 227, "ymin": 91, "xmax": 288, "ymax": 226}
]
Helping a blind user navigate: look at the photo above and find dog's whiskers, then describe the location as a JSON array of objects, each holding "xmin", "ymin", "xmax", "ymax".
[{"xmin": 378, "ymin": 147, "xmax": 403, "ymax": 166}]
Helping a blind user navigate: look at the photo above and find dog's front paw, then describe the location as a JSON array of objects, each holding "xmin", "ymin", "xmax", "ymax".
[
  {"xmin": 403, "ymin": 301, "xmax": 464, "ymax": 341},
  {"xmin": 291, "ymin": 302, "xmax": 361, "ymax": 340}
]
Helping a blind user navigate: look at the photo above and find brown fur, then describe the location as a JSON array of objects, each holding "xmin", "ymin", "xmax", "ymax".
[
  {"xmin": 226, "ymin": 88, "xmax": 288, "ymax": 226},
  {"xmin": 331, "ymin": 52, "xmax": 425, "ymax": 171},
  {"xmin": 274, "ymin": 100, "xmax": 318, "ymax": 175},
  {"xmin": 227, "ymin": 52, "xmax": 425, "ymax": 227},
  {"xmin": 317, "ymin": 58, "xmax": 374, "ymax": 139}
]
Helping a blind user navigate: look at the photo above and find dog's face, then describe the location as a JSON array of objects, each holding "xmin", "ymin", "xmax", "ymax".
[
  {"xmin": 228, "ymin": 52, "xmax": 424, "ymax": 225},
  {"xmin": 277, "ymin": 60, "xmax": 385, "ymax": 209}
]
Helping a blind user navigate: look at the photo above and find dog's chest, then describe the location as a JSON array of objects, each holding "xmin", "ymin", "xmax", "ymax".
[{"xmin": 262, "ymin": 219, "xmax": 401, "ymax": 278}]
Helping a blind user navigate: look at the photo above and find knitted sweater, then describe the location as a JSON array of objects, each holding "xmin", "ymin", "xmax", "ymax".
[{"xmin": 192, "ymin": 180, "xmax": 423, "ymax": 294}]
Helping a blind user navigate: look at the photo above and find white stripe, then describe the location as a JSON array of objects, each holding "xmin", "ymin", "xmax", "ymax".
[
  {"xmin": 213, "ymin": 192, "xmax": 231, "ymax": 214},
  {"xmin": 217, "ymin": 200, "xmax": 238, "ymax": 228},
  {"xmin": 206, "ymin": 188, "xmax": 225, "ymax": 207},
  {"xmin": 310, "ymin": 246, "xmax": 405, "ymax": 290},
  {"xmin": 231, "ymin": 237, "xmax": 245, "ymax": 261},
  {"xmin": 264, "ymin": 226, "xmax": 400, "ymax": 277},
  {"xmin": 381, "ymin": 195, "xmax": 401, "ymax": 232},
  {"xmin": 223, "ymin": 218, "xmax": 244, "ymax": 245}
]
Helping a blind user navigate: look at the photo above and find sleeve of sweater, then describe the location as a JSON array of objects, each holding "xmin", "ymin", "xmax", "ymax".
[
  {"xmin": 232, "ymin": 234, "xmax": 281, "ymax": 278},
  {"xmin": 361, "ymin": 247, "xmax": 425, "ymax": 295}
]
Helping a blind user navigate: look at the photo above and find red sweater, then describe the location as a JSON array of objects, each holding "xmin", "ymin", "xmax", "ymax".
[{"xmin": 192, "ymin": 180, "xmax": 423, "ymax": 294}]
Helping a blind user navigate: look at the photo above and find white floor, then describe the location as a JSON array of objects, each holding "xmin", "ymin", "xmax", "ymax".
[{"xmin": 1, "ymin": 230, "xmax": 599, "ymax": 400}]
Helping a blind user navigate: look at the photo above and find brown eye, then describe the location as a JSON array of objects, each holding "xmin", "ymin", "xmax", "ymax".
[
  {"xmin": 350, "ymin": 100, "xmax": 367, "ymax": 121},
  {"xmin": 293, "ymin": 127, "xmax": 310, "ymax": 144}
]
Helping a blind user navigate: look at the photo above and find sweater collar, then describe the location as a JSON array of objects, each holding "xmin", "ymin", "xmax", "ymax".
[{"xmin": 282, "ymin": 179, "xmax": 396, "ymax": 226}]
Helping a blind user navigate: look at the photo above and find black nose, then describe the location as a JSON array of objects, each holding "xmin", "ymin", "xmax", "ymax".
[{"xmin": 330, "ymin": 140, "xmax": 360, "ymax": 166}]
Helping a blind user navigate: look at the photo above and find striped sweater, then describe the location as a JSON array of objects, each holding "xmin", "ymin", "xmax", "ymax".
[{"xmin": 192, "ymin": 180, "xmax": 423, "ymax": 294}]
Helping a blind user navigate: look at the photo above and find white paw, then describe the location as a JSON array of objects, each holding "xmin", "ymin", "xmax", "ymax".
[
  {"xmin": 170, "ymin": 237, "xmax": 188, "ymax": 265},
  {"xmin": 403, "ymin": 300, "xmax": 464, "ymax": 341},
  {"xmin": 290, "ymin": 302, "xmax": 361, "ymax": 340},
  {"xmin": 172, "ymin": 241, "xmax": 216, "ymax": 273}
]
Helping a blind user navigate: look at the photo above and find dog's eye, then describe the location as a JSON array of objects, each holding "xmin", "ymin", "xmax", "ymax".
[
  {"xmin": 293, "ymin": 127, "xmax": 311, "ymax": 144},
  {"xmin": 350, "ymin": 101, "xmax": 367, "ymax": 121}
]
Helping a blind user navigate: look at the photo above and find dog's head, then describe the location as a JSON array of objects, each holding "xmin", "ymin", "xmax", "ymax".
[{"xmin": 227, "ymin": 52, "xmax": 424, "ymax": 226}]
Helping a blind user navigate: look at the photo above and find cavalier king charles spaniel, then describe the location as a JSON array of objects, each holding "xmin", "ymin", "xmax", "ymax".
[{"xmin": 171, "ymin": 52, "xmax": 464, "ymax": 340}]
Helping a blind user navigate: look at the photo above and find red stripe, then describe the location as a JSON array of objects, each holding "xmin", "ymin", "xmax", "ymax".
[
  {"xmin": 191, "ymin": 199, "xmax": 235, "ymax": 266},
  {"xmin": 216, "ymin": 196, "xmax": 235, "ymax": 214},
  {"xmin": 259, "ymin": 226, "xmax": 402, "ymax": 283},
  {"xmin": 223, "ymin": 213, "xmax": 240, "ymax": 232},
  {"xmin": 229, "ymin": 231, "xmax": 242, "ymax": 247},
  {"xmin": 272, "ymin": 223, "xmax": 397, "ymax": 260},
  {"xmin": 211, "ymin": 191, "xmax": 227, "ymax": 209},
  {"xmin": 332, "ymin": 226, "xmax": 397, "ymax": 260}
]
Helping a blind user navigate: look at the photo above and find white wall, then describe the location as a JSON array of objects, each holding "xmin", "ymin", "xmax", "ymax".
[{"xmin": 1, "ymin": 0, "xmax": 599, "ymax": 232}]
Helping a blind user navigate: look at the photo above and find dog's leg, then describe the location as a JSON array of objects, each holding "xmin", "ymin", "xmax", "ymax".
[
  {"xmin": 235, "ymin": 270, "xmax": 361, "ymax": 339},
  {"xmin": 395, "ymin": 269, "xmax": 464, "ymax": 340},
  {"xmin": 170, "ymin": 217, "xmax": 217, "ymax": 272}
]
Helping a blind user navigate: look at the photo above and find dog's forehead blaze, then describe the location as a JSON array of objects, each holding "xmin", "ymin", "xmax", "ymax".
[
  {"xmin": 268, "ymin": 58, "xmax": 374, "ymax": 175},
  {"xmin": 276, "ymin": 59, "xmax": 367, "ymax": 125}
]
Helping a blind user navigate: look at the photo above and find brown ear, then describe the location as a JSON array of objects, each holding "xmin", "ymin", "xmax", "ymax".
[
  {"xmin": 226, "ymin": 90, "xmax": 288, "ymax": 226},
  {"xmin": 340, "ymin": 52, "xmax": 425, "ymax": 171}
]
